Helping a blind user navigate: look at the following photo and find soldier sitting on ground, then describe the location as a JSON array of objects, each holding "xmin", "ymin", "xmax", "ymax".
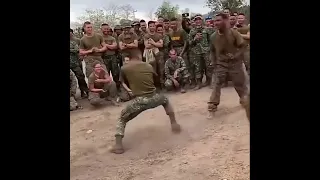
[
  {"xmin": 164, "ymin": 49, "xmax": 189, "ymax": 93},
  {"xmin": 87, "ymin": 62, "xmax": 119, "ymax": 106},
  {"xmin": 70, "ymin": 70, "xmax": 82, "ymax": 111}
]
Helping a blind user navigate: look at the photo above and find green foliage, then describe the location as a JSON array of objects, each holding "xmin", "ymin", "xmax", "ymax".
[
  {"xmin": 206, "ymin": 0, "xmax": 245, "ymax": 12},
  {"xmin": 155, "ymin": 1, "xmax": 180, "ymax": 20}
]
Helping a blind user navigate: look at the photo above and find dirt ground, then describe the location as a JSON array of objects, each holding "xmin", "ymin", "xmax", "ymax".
[{"xmin": 70, "ymin": 87, "xmax": 250, "ymax": 180}]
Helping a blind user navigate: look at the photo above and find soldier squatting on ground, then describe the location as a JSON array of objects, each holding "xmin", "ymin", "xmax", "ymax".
[
  {"xmin": 70, "ymin": 70, "xmax": 82, "ymax": 111},
  {"xmin": 109, "ymin": 54, "xmax": 181, "ymax": 154}
]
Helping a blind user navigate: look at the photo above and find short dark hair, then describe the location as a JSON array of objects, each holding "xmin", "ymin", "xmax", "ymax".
[
  {"xmin": 238, "ymin": 13, "xmax": 245, "ymax": 16},
  {"xmin": 140, "ymin": 19, "xmax": 146, "ymax": 23},
  {"xmin": 216, "ymin": 13, "xmax": 229, "ymax": 20},
  {"xmin": 70, "ymin": 28, "xmax": 73, "ymax": 33},
  {"xmin": 163, "ymin": 19, "xmax": 169, "ymax": 22},
  {"xmin": 158, "ymin": 15, "xmax": 164, "ymax": 19},
  {"xmin": 101, "ymin": 23, "xmax": 109, "ymax": 27},
  {"xmin": 83, "ymin": 21, "xmax": 91, "ymax": 28},
  {"xmin": 170, "ymin": 17, "xmax": 178, "ymax": 21},
  {"xmin": 230, "ymin": 14, "xmax": 236, "ymax": 17},
  {"xmin": 224, "ymin": 8, "xmax": 230, "ymax": 11},
  {"xmin": 92, "ymin": 61, "xmax": 103, "ymax": 68},
  {"xmin": 148, "ymin": 21, "xmax": 156, "ymax": 26},
  {"xmin": 156, "ymin": 24, "xmax": 163, "ymax": 29}
]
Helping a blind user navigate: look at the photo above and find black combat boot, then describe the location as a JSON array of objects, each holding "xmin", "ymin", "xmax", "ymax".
[
  {"xmin": 81, "ymin": 91, "xmax": 88, "ymax": 98},
  {"xmin": 189, "ymin": 79, "xmax": 196, "ymax": 89}
]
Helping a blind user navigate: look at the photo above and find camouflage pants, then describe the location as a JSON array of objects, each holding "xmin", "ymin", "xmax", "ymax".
[
  {"xmin": 115, "ymin": 93, "xmax": 172, "ymax": 137},
  {"xmin": 70, "ymin": 96, "xmax": 78, "ymax": 110},
  {"xmin": 70, "ymin": 66, "xmax": 88, "ymax": 92},
  {"xmin": 103, "ymin": 55, "xmax": 120, "ymax": 87},
  {"xmin": 164, "ymin": 71, "xmax": 190, "ymax": 90},
  {"xmin": 243, "ymin": 46, "xmax": 250, "ymax": 75},
  {"xmin": 88, "ymin": 81, "xmax": 117, "ymax": 106},
  {"xmin": 173, "ymin": 46, "xmax": 192, "ymax": 80},
  {"xmin": 84, "ymin": 56, "xmax": 107, "ymax": 78},
  {"xmin": 208, "ymin": 59, "xmax": 249, "ymax": 110},
  {"xmin": 189, "ymin": 52, "xmax": 213, "ymax": 80},
  {"xmin": 157, "ymin": 51, "xmax": 166, "ymax": 84}
]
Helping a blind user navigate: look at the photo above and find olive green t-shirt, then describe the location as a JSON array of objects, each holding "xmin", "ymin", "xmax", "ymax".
[
  {"xmin": 119, "ymin": 62, "xmax": 156, "ymax": 96},
  {"xmin": 169, "ymin": 29, "xmax": 187, "ymax": 47},
  {"xmin": 102, "ymin": 35, "xmax": 116, "ymax": 55},
  {"xmin": 88, "ymin": 71, "xmax": 106, "ymax": 89},
  {"xmin": 118, "ymin": 32, "xmax": 141, "ymax": 57},
  {"xmin": 210, "ymin": 29, "xmax": 244, "ymax": 60},
  {"xmin": 80, "ymin": 33, "xmax": 104, "ymax": 56}
]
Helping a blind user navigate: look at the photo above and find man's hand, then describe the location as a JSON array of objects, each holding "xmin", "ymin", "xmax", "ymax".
[
  {"xmin": 92, "ymin": 47, "xmax": 99, "ymax": 52},
  {"xmin": 173, "ymin": 70, "xmax": 179, "ymax": 79},
  {"xmin": 226, "ymin": 53, "xmax": 234, "ymax": 59},
  {"xmin": 172, "ymin": 79, "xmax": 180, "ymax": 87},
  {"xmin": 127, "ymin": 90, "xmax": 133, "ymax": 97},
  {"xmin": 95, "ymin": 79, "xmax": 104, "ymax": 83}
]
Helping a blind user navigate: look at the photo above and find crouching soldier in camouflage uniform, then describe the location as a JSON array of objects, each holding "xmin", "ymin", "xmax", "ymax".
[
  {"xmin": 109, "ymin": 54, "xmax": 181, "ymax": 154},
  {"xmin": 164, "ymin": 49, "xmax": 189, "ymax": 93},
  {"xmin": 87, "ymin": 62, "xmax": 119, "ymax": 107},
  {"xmin": 70, "ymin": 70, "xmax": 82, "ymax": 111}
]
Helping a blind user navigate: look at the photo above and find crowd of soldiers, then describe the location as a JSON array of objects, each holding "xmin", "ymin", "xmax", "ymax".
[{"xmin": 70, "ymin": 8, "xmax": 250, "ymax": 153}]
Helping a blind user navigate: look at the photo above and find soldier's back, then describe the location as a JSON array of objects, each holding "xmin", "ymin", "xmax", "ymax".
[{"xmin": 121, "ymin": 62, "xmax": 156, "ymax": 96}]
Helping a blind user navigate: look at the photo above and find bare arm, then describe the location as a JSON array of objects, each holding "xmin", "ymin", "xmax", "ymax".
[
  {"xmin": 144, "ymin": 39, "xmax": 152, "ymax": 49},
  {"xmin": 79, "ymin": 39, "xmax": 93, "ymax": 55},
  {"xmin": 89, "ymin": 83, "xmax": 104, "ymax": 92},
  {"xmin": 106, "ymin": 41, "xmax": 118, "ymax": 50},
  {"xmin": 152, "ymin": 39, "xmax": 163, "ymax": 48},
  {"xmin": 126, "ymin": 40, "xmax": 138, "ymax": 48}
]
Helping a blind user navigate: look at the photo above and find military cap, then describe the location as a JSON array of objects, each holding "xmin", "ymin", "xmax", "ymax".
[
  {"xmin": 122, "ymin": 21, "xmax": 132, "ymax": 28},
  {"xmin": 114, "ymin": 25, "xmax": 122, "ymax": 30},
  {"xmin": 194, "ymin": 14, "xmax": 203, "ymax": 20},
  {"xmin": 132, "ymin": 21, "xmax": 140, "ymax": 26}
]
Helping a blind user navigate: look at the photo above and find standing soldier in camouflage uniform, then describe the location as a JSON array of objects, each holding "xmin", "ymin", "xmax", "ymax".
[
  {"xmin": 169, "ymin": 18, "xmax": 191, "ymax": 85},
  {"xmin": 189, "ymin": 15, "xmax": 214, "ymax": 90},
  {"xmin": 156, "ymin": 24, "xmax": 172, "ymax": 88},
  {"xmin": 101, "ymin": 23, "xmax": 120, "ymax": 90},
  {"xmin": 79, "ymin": 21, "xmax": 108, "ymax": 77},
  {"xmin": 164, "ymin": 49, "xmax": 189, "ymax": 93},
  {"xmin": 70, "ymin": 29, "xmax": 89, "ymax": 98},
  {"xmin": 109, "ymin": 54, "xmax": 181, "ymax": 154},
  {"xmin": 132, "ymin": 21, "xmax": 145, "ymax": 62},
  {"xmin": 208, "ymin": 13, "xmax": 249, "ymax": 113},
  {"xmin": 113, "ymin": 25, "xmax": 124, "ymax": 68},
  {"xmin": 70, "ymin": 70, "xmax": 82, "ymax": 111}
]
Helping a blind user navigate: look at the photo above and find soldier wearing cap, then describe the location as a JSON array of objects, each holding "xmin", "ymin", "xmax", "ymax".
[
  {"xmin": 188, "ymin": 14, "xmax": 214, "ymax": 89},
  {"xmin": 113, "ymin": 25, "xmax": 123, "ymax": 38},
  {"xmin": 132, "ymin": 21, "xmax": 145, "ymax": 59},
  {"xmin": 118, "ymin": 21, "xmax": 142, "ymax": 61}
]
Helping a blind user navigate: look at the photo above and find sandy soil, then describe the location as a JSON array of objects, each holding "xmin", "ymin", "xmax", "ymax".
[{"xmin": 70, "ymin": 87, "xmax": 250, "ymax": 180}]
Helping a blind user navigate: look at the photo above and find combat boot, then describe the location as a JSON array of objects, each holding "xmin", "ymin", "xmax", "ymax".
[
  {"xmin": 194, "ymin": 79, "xmax": 202, "ymax": 90},
  {"xmin": 180, "ymin": 83, "xmax": 186, "ymax": 93},
  {"xmin": 81, "ymin": 90, "xmax": 88, "ymax": 98},
  {"xmin": 109, "ymin": 135, "xmax": 125, "ymax": 154},
  {"xmin": 189, "ymin": 79, "xmax": 196, "ymax": 89},
  {"xmin": 204, "ymin": 77, "xmax": 212, "ymax": 87}
]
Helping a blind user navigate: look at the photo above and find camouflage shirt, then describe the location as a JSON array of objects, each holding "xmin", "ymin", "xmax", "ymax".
[
  {"xmin": 164, "ymin": 57, "xmax": 187, "ymax": 79},
  {"xmin": 163, "ymin": 34, "xmax": 171, "ymax": 53},
  {"xmin": 188, "ymin": 26, "xmax": 211, "ymax": 54},
  {"xmin": 70, "ymin": 40, "xmax": 79, "ymax": 68}
]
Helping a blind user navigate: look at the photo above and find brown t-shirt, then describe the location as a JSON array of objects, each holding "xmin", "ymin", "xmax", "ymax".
[
  {"xmin": 88, "ymin": 70, "xmax": 107, "ymax": 89},
  {"xmin": 237, "ymin": 25, "xmax": 250, "ymax": 45},
  {"xmin": 119, "ymin": 62, "xmax": 156, "ymax": 96},
  {"xmin": 118, "ymin": 32, "xmax": 141, "ymax": 56},
  {"xmin": 102, "ymin": 35, "xmax": 116, "ymax": 56},
  {"xmin": 210, "ymin": 29, "xmax": 244, "ymax": 60},
  {"xmin": 144, "ymin": 32, "xmax": 162, "ymax": 49},
  {"xmin": 169, "ymin": 29, "xmax": 187, "ymax": 47},
  {"xmin": 80, "ymin": 33, "xmax": 104, "ymax": 56}
]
